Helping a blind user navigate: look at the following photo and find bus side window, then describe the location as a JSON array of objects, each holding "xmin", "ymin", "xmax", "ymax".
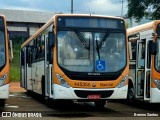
[
  {"xmin": 28, "ymin": 51, "xmax": 32, "ymax": 67},
  {"xmin": 26, "ymin": 42, "xmax": 33, "ymax": 67},
  {"xmin": 35, "ymin": 37, "xmax": 40, "ymax": 60},
  {"xmin": 32, "ymin": 36, "xmax": 42, "ymax": 62},
  {"xmin": 131, "ymin": 41, "xmax": 137, "ymax": 60},
  {"xmin": 26, "ymin": 47, "xmax": 29, "ymax": 64},
  {"xmin": 40, "ymin": 35, "xmax": 45, "ymax": 60}
]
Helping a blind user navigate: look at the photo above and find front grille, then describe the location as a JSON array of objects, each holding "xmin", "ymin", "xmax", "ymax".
[
  {"xmin": 74, "ymin": 90, "xmax": 114, "ymax": 98},
  {"xmin": 59, "ymin": 66, "xmax": 123, "ymax": 81},
  {"xmin": 68, "ymin": 74, "xmax": 118, "ymax": 81}
]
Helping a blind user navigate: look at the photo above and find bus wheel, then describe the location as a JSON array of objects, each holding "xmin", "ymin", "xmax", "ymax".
[
  {"xmin": 127, "ymin": 87, "xmax": 135, "ymax": 102},
  {"xmin": 27, "ymin": 90, "xmax": 32, "ymax": 96},
  {"xmin": 0, "ymin": 99, "xmax": 5, "ymax": 108},
  {"xmin": 94, "ymin": 100, "xmax": 106, "ymax": 108},
  {"xmin": 46, "ymin": 98, "xmax": 53, "ymax": 108}
]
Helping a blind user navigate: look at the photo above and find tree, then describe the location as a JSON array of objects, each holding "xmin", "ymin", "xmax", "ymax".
[{"xmin": 128, "ymin": 0, "xmax": 160, "ymax": 21}]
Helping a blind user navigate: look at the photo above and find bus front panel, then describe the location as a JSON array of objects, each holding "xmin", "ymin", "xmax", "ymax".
[{"xmin": 51, "ymin": 16, "xmax": 129, "ymax": 100}]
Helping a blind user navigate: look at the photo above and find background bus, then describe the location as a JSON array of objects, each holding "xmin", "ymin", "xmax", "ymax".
[
  {"xmin": 0, "ymin": 14, "xmax": 12, "ymax": 108},
  {"xmin": 20, "ymin": 14, "xmax": 129, "ymax": 107},
  {"xmin": 127, "ymin": 20, "xmax": 160, "ymax": 103}
]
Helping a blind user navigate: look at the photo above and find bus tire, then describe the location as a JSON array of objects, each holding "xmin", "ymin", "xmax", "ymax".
[
  {"xmin": 46, "ymin": 98, "xmax": 53, "ymax": 108},
  {"xmin": 0, "ymin": 99, "xmax": 5, "ymax": 108},
  {"xmin": 27, "ymin": 90, "xmax": 32, "ymax": 96},
  {"xmin": 94, "ymin": 100, "xmax": 106, "ymax": 108},
  {"xmin": 127, "ymin": 86, "xmax": 135, "ymax": 102}
]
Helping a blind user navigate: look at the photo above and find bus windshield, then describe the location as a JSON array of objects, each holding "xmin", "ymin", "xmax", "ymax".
[
  {"xmin": 57, "ymin": 30, "xmax": 126, "ymax": 73},
  {"xmin": 0, "ymin": 17, "xmax": 6, "ymax": 69}
]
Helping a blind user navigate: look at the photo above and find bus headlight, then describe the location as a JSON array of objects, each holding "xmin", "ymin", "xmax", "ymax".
[
  {"xmin": 0, "ymin": 74, "xmax": 7, "ymax": 86},
  {"xmin": 56, "ymin": 73, "xmax": 70, "ymax": 88},
  {"xmin": 154, "ymin": 80, "xmax": 160, "ymax": 90},
  {"xmin": 116, "ymin": 75, "xmax": 128, "ymax": 88}
]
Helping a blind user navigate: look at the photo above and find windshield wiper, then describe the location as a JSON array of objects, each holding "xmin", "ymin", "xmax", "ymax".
[
  {"xmin": 95, "ymin": 32, "xmax": 110, "ymax": 61},
  {"xmin": 74, "ymin": 30, "xmax": 90, "ymax": 50}
]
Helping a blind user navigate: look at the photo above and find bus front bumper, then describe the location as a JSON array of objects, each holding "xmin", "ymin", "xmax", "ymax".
[
  {"xmin": 0, "ymin": 84, "xmax": 9, "ymax": 99},
  {"xmin": 150, "ymin": 88, "xmax": 160, "ymax": 103},
  {"xmin": 53, "ymin": 84, "xmax": 128, "ymax": 100}
]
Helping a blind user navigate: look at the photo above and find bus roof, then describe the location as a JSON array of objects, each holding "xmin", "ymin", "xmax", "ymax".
[
  {"xmin": 52, "ymin": 14, "xmax": 124, "ymax": 20},
  {"xmin": 127, "ymin": 20, "xmax": 160, "ymax": 35},
  {"xmin": 21, "ymin": 14, "xmax": 124, "ymax": 48}
]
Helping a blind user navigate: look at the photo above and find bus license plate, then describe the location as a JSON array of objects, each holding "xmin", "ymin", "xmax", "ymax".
[{"xmin": 87, "ymin": 95, "xmax": 101, "ymax": 99}]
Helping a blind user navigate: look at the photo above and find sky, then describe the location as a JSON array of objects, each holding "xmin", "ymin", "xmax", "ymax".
[{"xmin": 0, "ymin": 0, "xmax": 128, "ymax": 16}]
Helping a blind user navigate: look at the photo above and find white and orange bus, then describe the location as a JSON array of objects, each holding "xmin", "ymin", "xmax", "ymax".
[
  {"xmin": 0, "ymin": 14, "xmax": 12, "ymax": 108},
  {"xmin": 20, "ymin": 14, "xmax": 129, "ymax": 107},
  {"xmin": 127, "ymin": 20, "xmax": 160, "ymax": 103}
]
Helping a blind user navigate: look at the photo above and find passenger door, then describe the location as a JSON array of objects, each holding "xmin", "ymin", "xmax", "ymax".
[
  {"xmin": 136, "ymin": 39, "xmax": 152, "ymax": 101},
  {"xmin": 136, "ymin": 40, "xmax": 145, "ymax": 99},
  {"xmin": 143, "ymin": 40, "xmax": 152, "ymax": 101},
  {"xmin": 44, "ymin": 31, "xmax": 54, "ymax": 99}
]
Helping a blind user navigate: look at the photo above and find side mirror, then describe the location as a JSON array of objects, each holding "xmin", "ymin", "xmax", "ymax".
[
  {"xmin": 9, "ymin": 40, "xmax": 13, "ymax": 61},
  {"xmin": 157, "ymin": 41, "xmax": 160, "ymax": 64},
  {"xmin": 48, "ymin": 32, "xmax": 55, "ymax": 48},
  {"xmin": 151, "ymin": 42, "xmax": 157, "ymax": 55},
  {"xmin": 157, "ymin": 40, "xmax": 160, "ymax": 52}
]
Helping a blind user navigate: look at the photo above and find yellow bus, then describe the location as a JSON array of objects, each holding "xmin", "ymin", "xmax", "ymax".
[
  {"xmin": 127, "ymin": 20, "xmax": 160, "ymax": 103},
  {"xmin": 0, "ymin": 15, "xmax": 12, "ymax": 108},
  {"xmin": 20, "ymin": 14, "xmax": 129, "ymax": 107}
]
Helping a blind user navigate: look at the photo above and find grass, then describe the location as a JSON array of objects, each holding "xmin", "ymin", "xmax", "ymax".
[
  {"xmin": 10, "ymin": 43, "xmax": 21, "ymax": 82},
  {"xmin": 10, "ymin": 65, "xmax": 20, "ymax": 82}
]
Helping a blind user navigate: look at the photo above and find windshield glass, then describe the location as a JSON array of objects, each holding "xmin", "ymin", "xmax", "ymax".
[
  {"xmin": 0, "ymin": 17, "xmax": 6, "ymax": 68},
  {"xmin": 57, "ymin": 30, "xmax": 126, "ymax": 73}
]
